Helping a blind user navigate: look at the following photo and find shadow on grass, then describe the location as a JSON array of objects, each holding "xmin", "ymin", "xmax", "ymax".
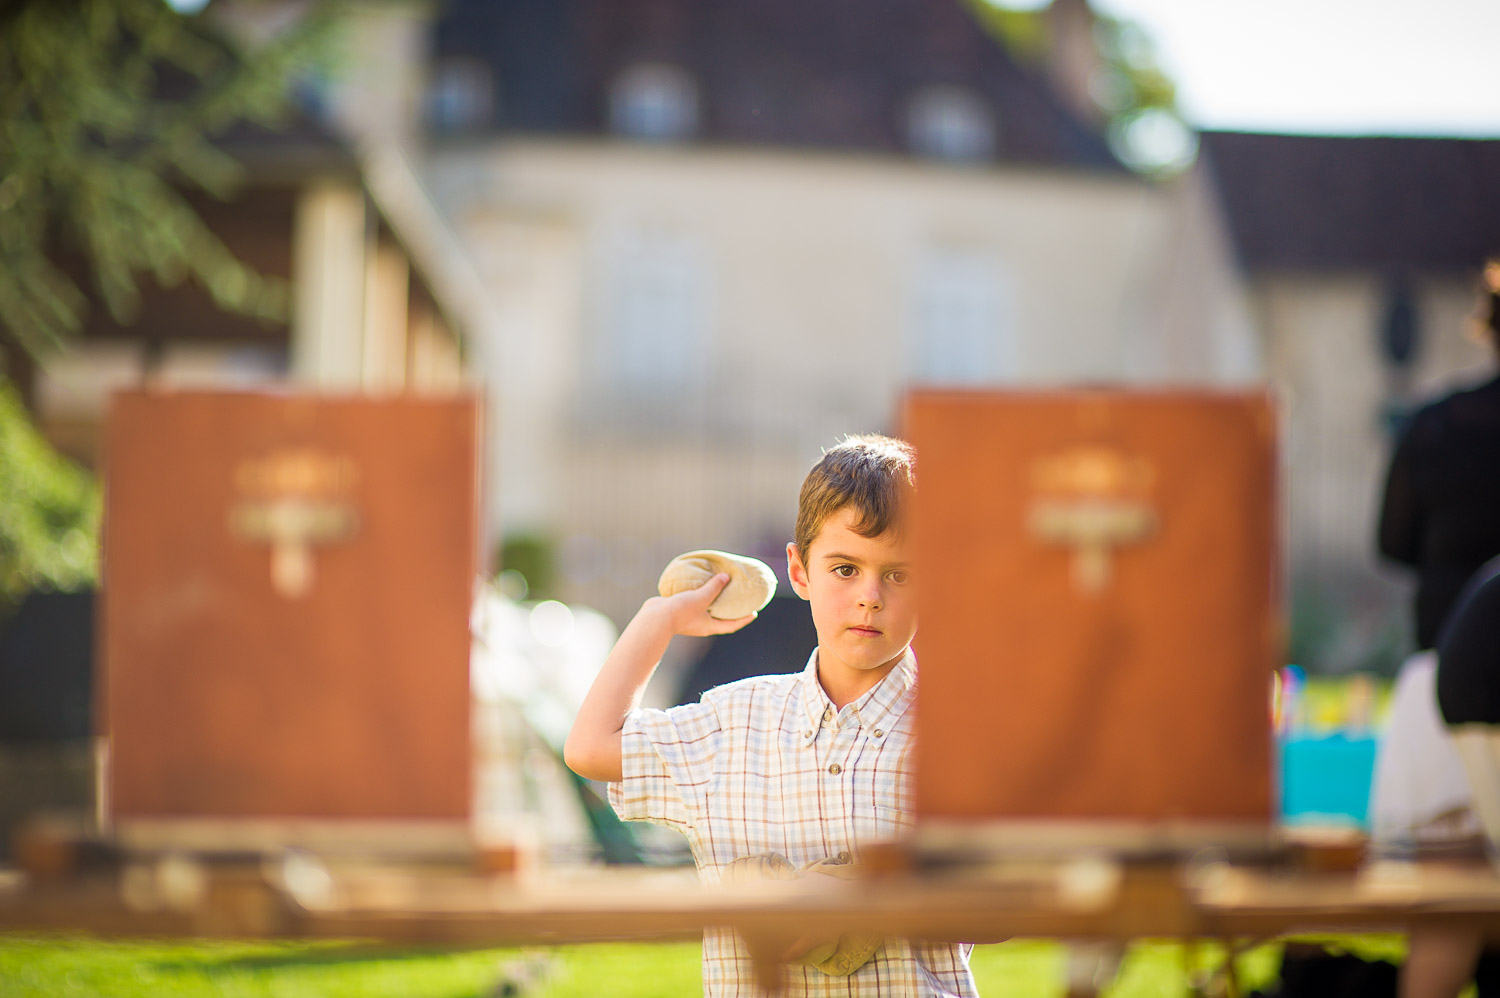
[{"xmin": 146, "ymin": 942, "xmax": 509, "ymax": 974}]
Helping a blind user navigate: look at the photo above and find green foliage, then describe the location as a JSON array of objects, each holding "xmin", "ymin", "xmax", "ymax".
[
  {"xmin": 0, "ymin": 377, "xmax": 100, "ymax": 616},
  {"xmin": 1089, "ymin": 17, "xmax": 1197, "ymax": 175},
  {"xmin": 962, "ymin": 0, "xmax": 1196, "ymax": 175},
  {"xmin": 964, "ymin": 3, "xmax": 1051, "ymax": 66},
  {"xmin": 0, "ymin": 0, "xmax": 340, "ymax": 360},
  {"xmin": 500, "ymin": 532, "xmax": 561, "ymax": 602},
  {"xmin": 1089, "ymin": 17, "xmax": 1178, "ymax": 118},
  {"xmin": 1289, "ymin": 585, "xmax": 1342, "ymax": 672}
]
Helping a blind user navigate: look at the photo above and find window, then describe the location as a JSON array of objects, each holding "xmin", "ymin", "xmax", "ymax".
[
  {"xmin": 428, "ymin": 57, "xmax": 494, "ymax": 132},
  {"xmin": 906, "ymin": 87, "xmax": 996, "ymax": 162},
  {"xmin": 1378, "ymin": 276, "xmax": 1420, "ymax": 369},
  {"xmin": 595, "ymin": 225, "xmax": 708, "ymax": 397},
  {"xmin": 909, "ymin": 248, "xmax": 1013, "ymax": 385},
  {"xmin": 610, "ymin": 63, "xmax": 699, "ymax": 141}
]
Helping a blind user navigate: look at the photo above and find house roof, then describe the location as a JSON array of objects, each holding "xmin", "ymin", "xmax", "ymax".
[
  {"xmin": 211, "ymin": 109, "xmax": 363, "ymax": 183},
  {"xmin": 1200, "ymin": 131, "xmax": 1500, "ymax": 273},
  {"xmin": 430, "ymin": 0, "xmax": 1124, "ymax": 171}
]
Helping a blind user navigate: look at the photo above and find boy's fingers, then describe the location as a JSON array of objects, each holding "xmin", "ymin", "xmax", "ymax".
[
  {"xmin": 711, "ymin": 611, "xmax": 757, "ymax": 633},
  {"xmin": 664, "ymin": 573, "xmax": 728, "ymax": 609},
  {"xmin": 682, "ymin": 610, "xmax": 756, "ymax": 638},
  {"xmin": 668, "ymin": 575, "xmax": 760, "ymax": 636},
  {"xmin": 691, "ymin": 572, "xmax": 731, "ymax": 603}
]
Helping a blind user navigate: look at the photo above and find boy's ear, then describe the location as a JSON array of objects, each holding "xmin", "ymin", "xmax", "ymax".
[{"xmin": 786, "ymin": 542, "xmax": 811, "ymax": 601}]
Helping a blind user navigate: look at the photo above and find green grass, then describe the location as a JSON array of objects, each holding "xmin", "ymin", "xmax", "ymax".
[
  {"xmin": 0, "ymin": 934, "xmax": 1413, "ymax": 997},
  {"xmin": 0, "ymin": 937, "xmax": 701, "ymax": 998}
]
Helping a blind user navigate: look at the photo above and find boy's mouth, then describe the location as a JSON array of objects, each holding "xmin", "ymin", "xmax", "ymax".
[{"xmin": 848, "ymin": 625, "xmax": 883, "ymax": 637}]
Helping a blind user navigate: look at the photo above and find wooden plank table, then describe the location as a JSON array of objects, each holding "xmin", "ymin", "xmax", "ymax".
[
  {"xmin": 8, "ymin": 855, "xmax": 1500, "ymax": 944},
  {"xmin": 9, "ymin": 852, "xmax": 1500, "ymax": 994}
]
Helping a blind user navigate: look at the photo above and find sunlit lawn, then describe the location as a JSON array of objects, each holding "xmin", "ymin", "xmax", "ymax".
[{"xmin": 0, "ymin": 934, "xmax": 1412, "ymax": 997}]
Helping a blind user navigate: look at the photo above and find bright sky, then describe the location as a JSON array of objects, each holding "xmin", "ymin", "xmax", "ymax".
[{"xmin": 1000, "ymin": 0, "xmax": 1500, "ymax": 137}]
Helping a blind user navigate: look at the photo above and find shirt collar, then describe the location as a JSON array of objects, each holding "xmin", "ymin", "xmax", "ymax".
[{"xmin": 799, "ymin": 647, "xmax": 918, "ymax": 733}]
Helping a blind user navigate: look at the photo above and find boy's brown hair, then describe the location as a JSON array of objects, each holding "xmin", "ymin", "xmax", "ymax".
[{"xmin": 793, "ymin": 434, "xmax": 916, "ymax": 557}]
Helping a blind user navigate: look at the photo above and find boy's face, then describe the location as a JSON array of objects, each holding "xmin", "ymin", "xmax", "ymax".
[{"xmin": 786, "ymin": 506, "xmax": 917, "ymax": 687}]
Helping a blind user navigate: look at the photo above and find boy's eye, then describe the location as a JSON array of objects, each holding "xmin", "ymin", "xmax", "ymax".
[
  {"xmin": 887, "ymin": 570, "xmax": 909, "ymax": 585},
  {"xmin": 832, "ymin": 564, "xmax": 856, "ymax": 578}
]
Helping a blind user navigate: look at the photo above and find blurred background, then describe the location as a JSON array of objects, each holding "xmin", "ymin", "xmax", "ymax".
[{"xmin": 2, "ymin": 0, "xmax": 1499, "ymax": 857}]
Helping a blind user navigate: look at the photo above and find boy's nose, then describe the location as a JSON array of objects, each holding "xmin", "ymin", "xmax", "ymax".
[{"xmin": 858, "ymin": 586, "xmax": 883, "ymax": 610}]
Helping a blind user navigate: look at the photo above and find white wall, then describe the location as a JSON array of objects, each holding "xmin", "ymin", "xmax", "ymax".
[{"xmin": 426, "ymin": 140, "xmax": 1262, "ymax": 621}]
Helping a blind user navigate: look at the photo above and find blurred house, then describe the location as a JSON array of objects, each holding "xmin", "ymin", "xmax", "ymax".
[
  {"xmin": 1200, "ymin": 131, "xmax": 1500, "ymax": 670},
  {"xmin": 15, "ymin": 91, "xmax": 478, "ymax": 468},
  {"xmin": 405, "ymin": 0, "xmax": 1260, "ymax": 623}
]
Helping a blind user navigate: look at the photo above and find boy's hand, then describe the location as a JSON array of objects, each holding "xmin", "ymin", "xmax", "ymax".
[{"xmin": 648, "ymin": 572, "xmax": 759, "ymax": 637}]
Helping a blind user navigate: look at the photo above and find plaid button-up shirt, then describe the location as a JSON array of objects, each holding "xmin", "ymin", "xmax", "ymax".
[{"xmin": 609, "ymin": 650, "xmax": 977, "ymax": 997}]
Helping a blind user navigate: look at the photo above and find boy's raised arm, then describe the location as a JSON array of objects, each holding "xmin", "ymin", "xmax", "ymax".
[{"xmin": 564, "ymin": 573, "xmax": 756, "ymax": 783}]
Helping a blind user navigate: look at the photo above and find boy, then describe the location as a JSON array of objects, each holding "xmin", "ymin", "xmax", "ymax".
[{"xmin": 565, "ymin": 434, "xmax": 977, "ymax": 997}]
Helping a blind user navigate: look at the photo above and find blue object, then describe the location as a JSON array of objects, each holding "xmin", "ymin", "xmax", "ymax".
[{"xmin": 1279, "ymin": 733, "xmax": 1379, "ymax": 826}]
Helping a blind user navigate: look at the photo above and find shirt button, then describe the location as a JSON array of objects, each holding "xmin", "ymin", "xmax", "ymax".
[
  {"xmin": 828, "ymin": 763, "xmax": 842, "ymax": 775},
  {"xmin": 823, "ymin": 708, "xmax": 833, "ymax": 722},
  {"xmin": 838, "ymin": 850, "xmax": 850, "ymax": 862},
  {"xmin": 804, "ymin": 729, "xmax": 813, "ymax": 739},
  {"xmin": 873, "ymin": 729, "xmax": 885, "ymax": 738}
]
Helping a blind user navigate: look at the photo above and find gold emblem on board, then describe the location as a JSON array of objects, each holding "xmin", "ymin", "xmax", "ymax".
[
  {"xmin": 1027, "ymin": 445, "xmax": 1157, "ymax": 595},
  {"xmin": 229, "ymin": 449, "xmax": 359, "ymax": 598}
]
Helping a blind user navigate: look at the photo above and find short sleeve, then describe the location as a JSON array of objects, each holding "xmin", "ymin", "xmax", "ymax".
[{"xmin": 607, "ymin": 700, "xmax": 722, "ymax": 833}]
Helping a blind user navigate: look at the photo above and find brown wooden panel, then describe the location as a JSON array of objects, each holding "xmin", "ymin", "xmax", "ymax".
[
  {"xmin": 903, "ymin": 390, "xmax": 1279, "ymax": 825},
  {"xmin": 102, "ymin": 391, "xmax": 480, "ymax": 822}
]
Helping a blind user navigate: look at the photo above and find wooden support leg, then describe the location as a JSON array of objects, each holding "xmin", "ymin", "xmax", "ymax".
[
  {"xmin": 1182, "ymin": 936, "xmax": 1203, "ymax": 998},
  {"xmin": 1219, "ymin": 938, "xmax": 1242, "ymax": 998},
  {"xmin": 1064, "ymin": 941, "xmax": 1124, "ymax": 997},
  {"xmin": 737, "ymin": 929, "xmax": 793, "ymax": 995},
  {"xmin": 1197, "ymin": 937, "xmax": 1271, "ymax": 998}
]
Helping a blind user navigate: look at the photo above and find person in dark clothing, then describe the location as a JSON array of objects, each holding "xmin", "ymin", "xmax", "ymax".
[
  {"xmin": 1378, "ymin": 260, "xmax": 1500, "ymax": 649},
  {"xmin": 1374, "ymin": 262, "xmax": 1500, "ymax": 998}
]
